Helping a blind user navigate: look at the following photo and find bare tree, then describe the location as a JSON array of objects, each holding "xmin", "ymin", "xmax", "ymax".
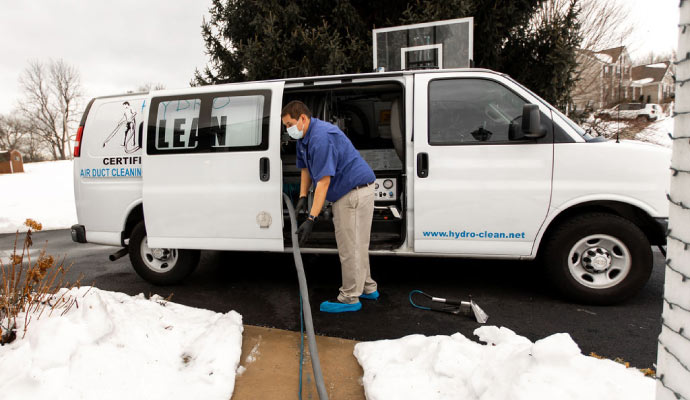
[
  {"xmin": 633, "ymin": 49, "xmax": 677, "ymax": 66},
  {"xmin": 18, "ymin": 59, "xmax": 82, "ymax": 160},
  {"xmin": 136, "ymin": 82, "xmax": 166, "ymax": 92},
  {"xmin": 570, "ymin": 0, "xmax": 634, "ymax": 110},
  {"xmin": 0, "ymin": 114, "xmax": 28, "ymax": 152},
  {"xmin": 21, "ymin": 131, "xmax": 48, "ymax": 162}
]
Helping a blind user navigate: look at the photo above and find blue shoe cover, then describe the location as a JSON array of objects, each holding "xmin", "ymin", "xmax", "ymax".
[
  {"xmin": 359, "ymin": 290, "xmax": 380, "ymax": 300},
  {"xmin": 320, "ymin": 300, "xmax": 362, "ymax": 313}
]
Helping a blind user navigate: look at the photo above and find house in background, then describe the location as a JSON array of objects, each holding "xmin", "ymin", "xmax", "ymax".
[
  {"xmin": 572, "ymin": 46, "xmax": 633, "ymax": 112},
  {"xmin": 631, "ymin": 61, "xmax": 674, "ymax": 105},
  {"xmin": 0, "ymin": 150, "xmax": 24, "ymax": 174}
]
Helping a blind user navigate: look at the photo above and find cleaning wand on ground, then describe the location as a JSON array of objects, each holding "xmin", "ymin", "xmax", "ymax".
[{"xmin": 409, "ymin": 290, "xmax": 489, "ymax": 323}]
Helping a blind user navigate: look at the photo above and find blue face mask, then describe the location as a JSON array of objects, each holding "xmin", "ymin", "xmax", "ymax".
[{"xmin": 287, "ymin": 118, "xmax": 304, "ymax": 140}]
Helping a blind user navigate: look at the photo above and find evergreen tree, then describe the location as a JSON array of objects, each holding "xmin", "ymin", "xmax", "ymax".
[
  {"xmin": 194, "ymin": 0, "xmax": 581, "ymax": 110},
  {"xmin": 501, "ymin": 0, "xmax": 581, "ymax": 109}
]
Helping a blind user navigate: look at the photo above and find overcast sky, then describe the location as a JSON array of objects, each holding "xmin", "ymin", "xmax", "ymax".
[{"xmin": 0, "ymin": 0, "xmax": 680, "ymax": 115}]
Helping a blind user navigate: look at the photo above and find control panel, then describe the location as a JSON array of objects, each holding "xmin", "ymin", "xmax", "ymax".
[{"xmin": 374, "ymin": 178, "xmax": 397, "ymax": 201}]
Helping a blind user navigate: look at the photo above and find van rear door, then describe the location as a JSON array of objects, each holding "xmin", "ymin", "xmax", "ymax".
[{"xmin": 142, "ymin": 82, "xmax": 284, "ymax": 251}]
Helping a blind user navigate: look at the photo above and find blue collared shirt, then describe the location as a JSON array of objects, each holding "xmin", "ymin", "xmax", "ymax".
[{"xmin": 296, "ymin": 118, "xmax": 376, "ymax": 202}]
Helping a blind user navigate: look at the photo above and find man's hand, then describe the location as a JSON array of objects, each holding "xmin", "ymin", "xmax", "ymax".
[
  {"xmin": 296, "ymin": 219, "xmax": 314, "ymax": 246},
  {"xmin": 295, "ymin": 196, "xmax": 308, "ymax": 214}
]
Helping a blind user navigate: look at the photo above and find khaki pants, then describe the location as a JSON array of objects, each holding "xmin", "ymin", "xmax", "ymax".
[{"xmin": 332, "ymin": 183, "xmax": 377, "ymax": 304}]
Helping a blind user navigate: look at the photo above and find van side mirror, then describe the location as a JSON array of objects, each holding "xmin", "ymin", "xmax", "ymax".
[{"xmin": 521, "ymin": 104, "xmax": 546, "ymax": 139}]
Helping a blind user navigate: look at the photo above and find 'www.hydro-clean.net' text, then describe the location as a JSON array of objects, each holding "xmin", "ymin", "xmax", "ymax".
[{"xmin": 421, "ymin": 230, "xmax": 526, "ymax": 239}]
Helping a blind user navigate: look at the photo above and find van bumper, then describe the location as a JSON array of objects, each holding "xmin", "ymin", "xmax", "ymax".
[{"xmin": 71, "ymin": 224, "xmax": 87, "ymax": 243}]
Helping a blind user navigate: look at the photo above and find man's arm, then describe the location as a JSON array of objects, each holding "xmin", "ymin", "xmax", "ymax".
[
  {"xmin": 310, "ymin": 176, "xmax": 331, "ymax": 217},
  {"xmin": 299, "ymin": 168, "xmax": 312, "ymax": 198}
]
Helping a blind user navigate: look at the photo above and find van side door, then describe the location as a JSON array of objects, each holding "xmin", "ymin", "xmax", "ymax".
[
  {"xmin": 413, "ymin": 73, "xmax": 553, "ymax": 256},
  {"xmin": 142, "ymin": 82, "xmax": 284, "ymax": 251}
]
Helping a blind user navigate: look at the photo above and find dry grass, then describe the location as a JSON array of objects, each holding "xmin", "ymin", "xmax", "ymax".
[{"xmin": 0, "ymin": 219, "xmax": 83, "ymax": 345}]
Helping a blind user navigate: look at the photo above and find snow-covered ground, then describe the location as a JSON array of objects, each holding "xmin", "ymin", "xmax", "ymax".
[
  {"xmin": 0, "ymin": 160, "xmax": 77, "ymax": 233},
  {"xmin": 634, "ymin": 117, "xmax": 673, "ymax": 147},
  {"xmin": 0, "ymin": 287, "xmax": 243, "ymax": 400},
  {"xmin": 354, "ymin": 326, "xmax": 655, "ymax": 400},
  {"xmin": 582, "ymin": 115, "xmax": 674, "ymax": 148}
]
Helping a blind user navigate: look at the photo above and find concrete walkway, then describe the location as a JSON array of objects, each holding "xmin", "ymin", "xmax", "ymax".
[{"xmin": 233, "ymin": 325, "xmax": 366, "ymax": 399}]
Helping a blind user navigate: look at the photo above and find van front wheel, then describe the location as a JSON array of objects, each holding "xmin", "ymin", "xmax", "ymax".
[
  {"xmin": 128, "ymin": 221, "xmax": 200, "ymax": 285},
  {"xmin": 542, "ymin": 213, "xmax": 652, "ymax": 305}
]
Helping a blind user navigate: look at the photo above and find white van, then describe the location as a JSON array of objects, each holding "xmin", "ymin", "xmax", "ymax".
[{"xmin": 72, "ymin": 69, "xmax": 670, "ymax": 304}]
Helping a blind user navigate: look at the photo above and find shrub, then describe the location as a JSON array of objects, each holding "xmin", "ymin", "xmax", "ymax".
[{"xmin": 0, "ymin": 219, "xmax": 81, "ymax": 345}]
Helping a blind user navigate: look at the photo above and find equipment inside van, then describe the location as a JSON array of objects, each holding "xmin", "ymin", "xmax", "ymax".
[{"xmin": 281, "ymin": 82, "xmax": 406, "ymax": 249}]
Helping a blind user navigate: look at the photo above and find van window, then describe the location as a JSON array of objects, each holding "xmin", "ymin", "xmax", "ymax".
[
  {"xmin": 428, "ymin": 79, "xmax": 526, "ymax": 145},
  {"xmin": 211, "ymin": 95, "xmax": 263, "ymax": 148},
  {"xmin": 147, "ymin": 90, "xmax": 271, "ymax": 155},
  {"xmin": 155, "ymin": 99, "xmax": 202, "ymax": 150}
]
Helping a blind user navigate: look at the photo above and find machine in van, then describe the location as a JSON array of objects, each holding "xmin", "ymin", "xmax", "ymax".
[{"xmin": 72, "ymin": 69, "xmax": 669, "ymax": 304}]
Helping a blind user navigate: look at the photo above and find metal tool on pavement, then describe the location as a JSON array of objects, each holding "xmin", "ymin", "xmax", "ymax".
[{"xmin": 409, "ymin": 290, "xmax": 489, "ymax": 323}]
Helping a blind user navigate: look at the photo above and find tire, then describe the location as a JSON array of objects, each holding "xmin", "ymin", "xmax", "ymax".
[
  {"xmin": 128, "ymin": 221, "xmax": 200, "ymax": 285},
  {"xmin": 542, "ymin": 213, "xmax": 652, "ymax": 305}
]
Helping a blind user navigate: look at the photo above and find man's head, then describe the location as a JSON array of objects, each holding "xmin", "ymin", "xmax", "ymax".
[{"xmin": 281, "ymin": 100, "xmax": 311, "ymax": 140}]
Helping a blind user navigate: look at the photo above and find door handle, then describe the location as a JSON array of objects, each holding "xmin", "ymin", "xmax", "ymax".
[
  {"xmin": 259, "ymin": 157, "xmax": 270, "ymax": 182},
  {"xmin": 417, "ymin": 152, "xmax": 429, "ymax": 178}
]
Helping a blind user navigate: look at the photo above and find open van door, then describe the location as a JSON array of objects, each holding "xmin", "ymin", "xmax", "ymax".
[{"xmin": 142, "ymin": 82, "xmax": 284, "ymax": 251}]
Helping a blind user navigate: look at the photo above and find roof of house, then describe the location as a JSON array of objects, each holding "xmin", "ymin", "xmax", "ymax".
[
  {"xmin": 0, "ymin": 149, "xmax": 21, "ymax": 162},
  {"xmin": 631, "ymin": 61, "xmax": 671, "ymax": 85},
  {"xmin": 594, "ymin": 46, "xmax": 626, "ymax": 64}
]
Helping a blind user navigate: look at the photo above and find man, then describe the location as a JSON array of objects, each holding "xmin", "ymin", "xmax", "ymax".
[{"xmin": 281, "ymin": 100, "xmax": 379, "ymax": 313}]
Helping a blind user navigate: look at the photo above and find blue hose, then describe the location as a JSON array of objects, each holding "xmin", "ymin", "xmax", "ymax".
[{"xmin": 409, "ymin": 290, "xmax": 432, "ymax": 310}]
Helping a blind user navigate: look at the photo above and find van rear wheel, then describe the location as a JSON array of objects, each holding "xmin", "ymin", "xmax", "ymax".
[
  {"xmin": 542, "ymin": 213, "xmax": 652, "ymax": 305},
  {"xmin": 128, "ymin": 221, "xmax": 200, "ymax": 285}
]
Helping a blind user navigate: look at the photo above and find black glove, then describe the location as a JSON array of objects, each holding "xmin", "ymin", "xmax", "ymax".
[
  {"xmin": 295, "ymin": 196, "xmax": 308, "ymax": 214},
  {"xmin": 296, "ymin": 219, "xmax": 314, "ymax": 246}
]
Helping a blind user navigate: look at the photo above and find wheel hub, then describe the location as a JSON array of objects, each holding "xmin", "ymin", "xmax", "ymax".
[
  {"xmin": 581, "ymin": 247, "xmax": 612, "ymax": 273},
  {"xmin": 152, "ymin": 248, "xmax": 169, "ymax": 260}
]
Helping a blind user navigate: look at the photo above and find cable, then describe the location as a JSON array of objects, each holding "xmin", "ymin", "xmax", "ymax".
[
  {"xmin": 284, "ymin": 193, "xmax": 329, "ymax": 400},
  {"xmin": 409, "ymin": 290, "xmax": 432, "ymax": 310}
]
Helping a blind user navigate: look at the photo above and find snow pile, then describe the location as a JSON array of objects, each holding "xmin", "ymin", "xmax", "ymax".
[
  {"xmin": 635, "ymin": 117, "xmax": 673, "ymax": 148},
  {"xmin": 0, "ymin": 160, "xmax": 76, "ymax": 233},
  {"xmin": 0, "ymin": 287, "xmax": 243, "ymax": 400},
  {"xmin": 354, "ymin": 326, "xmax": 654, "ymax": 400}
]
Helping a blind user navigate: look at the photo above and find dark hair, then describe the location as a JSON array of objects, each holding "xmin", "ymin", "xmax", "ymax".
[
  {"xmin": 281, "ymin": 100, "xmax": 311, "ymax": 120},
  {"xmin": 123, "ymin": 101, "xmax": 130, "ymax": 106}
]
